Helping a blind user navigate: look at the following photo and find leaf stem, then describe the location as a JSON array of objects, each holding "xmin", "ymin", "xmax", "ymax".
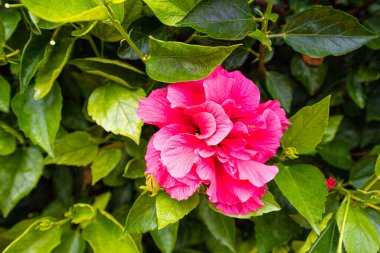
[
  {"xmin": 258, "ymin": 0, "xmax": 274, "ymax": 77},
  {"xmin": 104, "ymin": 2, "xmax": 146, "ymax": 62},
  {"xmin": 362, "ymin": 175, "xmax": 378, "ymax": 191},
  {"xmin": 87, "ymin": 35, "xmax": 100, "ymax": 57},
  {"xmin": 0, "ymin": 49, "xmax": 20, "ymax": 60},
  {"xmin": 337, "ymin": 196, "xmax": 350, "ymax": 253},
  {"xmin": 4, "ymin": 3, "xmax": 23, "ymax": 8},
  {"xmin": 267, "ymin": 33, "xmax": 285, "ymax": 38}
]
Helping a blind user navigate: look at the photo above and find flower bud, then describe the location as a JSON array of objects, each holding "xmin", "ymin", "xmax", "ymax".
[{"xmin": 140, "ymin": 174, "xmax": 161, "ymax": 196}]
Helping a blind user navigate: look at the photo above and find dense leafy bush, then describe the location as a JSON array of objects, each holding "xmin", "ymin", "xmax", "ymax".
[{"xmin": 0, "ymin": 0, "xmax": 380, "ymax": 252}]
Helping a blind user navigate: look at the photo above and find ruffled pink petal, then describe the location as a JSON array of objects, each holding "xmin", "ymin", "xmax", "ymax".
[
  {"xmin": 193, "ymin": 112, "xmax": 216, "ymax": 139},
  {"xmin": 203, "ymin": 75, "xmax": 234, "ymax": 105},
  {"xmin": 166, "ymin": 182, "xmax": 201, "ymax": 200},
  {"xmin": 196, "ymin": 158, "xmax": 215, "ymax": 181},
  {"xmin": 235, "ymin": 160, "xmax": 278, "ymax": 187},
  {"xmin": 138, "ymin": 88, "xmax": 190, "ymax": 128},
  {"xmin": 257, "ymin": 100, "xmax": 291, "ymax": 130},
  {"xmin": 161, "ymin": 133, "xmax": 201, "ymax": 178},
  {"xmin": 153, "ymin": 124, "xmax": 195, "ymax": 151},
  {"xmin": 185, "ymin": 102, "xmax": 233, "ymax": 145},
  {"xmin": 167, "ymin": 81, "xmax": 205, "ymax": 108}
]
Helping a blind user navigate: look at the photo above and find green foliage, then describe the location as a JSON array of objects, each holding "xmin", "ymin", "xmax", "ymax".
[{"xmin": 0, "ymin": 0, "xmax": 380, "ymax": 252}]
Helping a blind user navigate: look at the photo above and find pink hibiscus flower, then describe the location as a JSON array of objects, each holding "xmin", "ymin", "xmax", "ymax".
[{"xmin": 137, "ymin": 66, "xmax": 290, "ymax": 215}]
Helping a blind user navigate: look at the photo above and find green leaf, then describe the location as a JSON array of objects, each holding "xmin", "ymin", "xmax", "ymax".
[
  {"xmin": 69, "ymin": 57, "xmax": 146, "ymax": 88},
  {"xmin": 281, "ymin": 96, "xmax": 330, "ymax": 154},
  {"xmin": 123, "ymin": 158, "xmax": 146, "ymax": 179},
  {"xmin": 21, "ymin": 0, "xmax": 108, "ymax": 23},
  {"xmin": 34, "ymin": 29, "xmax": 75, "ymax": 99},
  {"xmin": 290, "ymin": 55, "xmax": 327, "ymax": 95},
  {"xmin": 65, "ymin": 203, "xmax": 95, "ymax": 224},
  {"xmin": 308, "ymin": 222, "xmax": 339, "ymax": 253},
  {"xmin": 178, "ymin": 0, "xmax": 257, "ymax": 40},
  {"xmin": 3, "ymin": 218, "xmax": 62, "ymax": 253},
  {"xmin": 82, "ymin": 209, "xmax": 140, "ymax": 253},
  {"xmin": 143, "ymin": 0, "xmax": 201, "ymax": 26},
  {"xmin": 275, "ymin": 164, "xmax": 327, "ymax": 234},
  {"xmin": 124, "ymin": 192, "xmax": 158, "ymax": 234},
  {"xmin": 52, "ymin": 229, "xmax": 86, "ymax": 253},
  {"xmin": 321, "ymin": 115, "xmax": 343, "ymax": 144},
  {"xmin": 0, "ymin": 127, "xmax": 16, "ymax": 156},
  {"xmin": 19, "ymin": 32, "xmax": 51, "ymax": 93},
  {"xmin": 146, "ymin": 37, "xmax": 239, "ymax": 82},
  {"xmin": 0, "ymin": 18, "xmax": 5, "ymax": 49},
  {"xmin": 198, "ymin": 197, "xmax": 235, "ymax": 252},
  {"xmin": 44, "ymin": 131, "xmax": 99, "ymax": 166},
  {"xmin": 0, "ymin": 75, "xmax": 10, "ymax": 113},
  {"xmin": 365, "ymin": 14, "xmax": 380, "ymax": 50},
  {"xmin": 91, "ymin": 148, "xmax": 122, "ymax": 184},
  {"xmin": 336, "ymin": 201, "xmax": 380, "ymax": 253},
  {"xmin": 376, "ymin": 154, "xmax": 380, "ymax": 178},
  {"xmin": 90, "ymin": 23, "xmax": 122, "ymax": 42},
  {"xmin": 346, "ymin": 72, "xmax": 366, "ymax": 109},
  {"xmin": 283, "ymin": 5, "xmax": 377, "ymax": 57},
  {"xmin": 12, "ymin": 83, "xmax": 62, "ymax": 157},
  {"xmin": 88, "ymin": 83, "xmax": 145, "ymax": 144},
  {"xmin": 0, "ymin": 148, "xmax": 44, "ymax": 217},
  {"xmin": 265, "ymin": 71, "xmax": 293, "ymax": 113},
  {"xmin": 247, "ymin": 30, "xmax": 272, "ymax": 50},
  {"xmin": 0, "ymin": 8, "xmax": 21, "ymax": 41},
  {"xmin": 71, "ymin": 21, "xmax": 98, "ymax": 37},
  {"xmin": 150, "ymin": 222, "xmax": 179, "ymax": 253},
  {"xmin": 350, "ymin": 156, "xmax": 377, "ymax": 189},
  {"xmin": 317, "ymin": 140, "xmax": 353, "ymax": 170},
  {"xmin": 156, "ymin": 192, "xmax": 199, "ymax": 229}
]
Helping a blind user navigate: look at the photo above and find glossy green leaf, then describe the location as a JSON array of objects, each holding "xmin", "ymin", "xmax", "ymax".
[
  {"xmin": 283, "ymin": 5, "xmax": 377, "ymax": 57},
  {"xmin": 318, "ymin": 140, "xmax": 353, "ymax": 170},
  {"xmin": 146, "ymin": 37, "xmax": 239, "ymax": 82},
  {"xmin": 34, "ymin": 30, "xmax": 75, "ymax": 99},
  {"xmin": 308, "ymin": 222, "xmax": 339, "ymax": 253},
  {"xmin": 90, "ymin": 23, "xmax": 122, "ymax": 42},
  {"xmin": 124, "ymin": 192, "xmax": 158, "ymax": 234},
  {"xmin": 198, "ymin": 197, "xmax": 235, "ymax": 251},
  {"xmin": 156, "ymin": 192, "xmax": 199, "ymax": 229},
  {"xmin": 44, "ymin": 131, "xmax": 99, "ymax": 166},
  {"xmin": 69, "ymin": 57, "xmax": 146, "ymax": 88},
  {"xmin": 91, "ymin": 148, "xmax": 122, "ymax": 184},
  {"xmin": 0, "ymin": 148, "xmax": 43, "ymax": 217},
  {"xmin": 346, "ymin": 72, "xmax": 366, "ymax": 109},
  {"xmin": 275, "ymin": 164, "xmax": 327, "ymax": 234},
  {"xmin": 150, "ymin": 222, "xmax": 179, "ymax": 253},
  {"xmin": 71, "ymin": 21, "xmax": 98, "ymax": 37},
  {"xmin": 82, "ymin": 209, "xmax": 140, "ymax": 253},
  {"xmin": 0, "ymin": 20, "xmax": 4, "ymax": 50},
  {"xmin": 291, "ymin": 55, "xmax": 327, "ymax": 95},
  {"xmin": 123, "ymin": 0, "xmax": 142, "ymax": 27},
  {"xmin": 336, "ymin": 201, "xmax": 380, "ymax": 253},
  {"xmin": 88, "ymin": 83, "xmax": 145, "ymax": 144},
  {"xmin": 0, "ymin": 128, "xmax": 16, "ymax": 156},
  {"xmin": 123, "ymin": 158, "xmax": 146, "ymax": 179},
  {"xmin": 143, "ymin": 0, "xmax": 201, "ymax": 26},
  {"xmin": 0, "ymin": 8, "xmax": 21, "ymax": 41},
  {"xmin": 12, "ymin": 84, "xmax": 62, "ymax": 157},
  {"xmin": 19, "ymin": 32, "xmax": 50, "ymax": 93},
  {"xmin": 281, "ymin": 96, "xmax": 330, "ymax": 154},
  {"xmin": 178, "ymin": 0, "xmax": 257, "ymax": 40},
  {"xmin": 21, "ymin": 0, "xmax": 108, "ymax": 23},
  {"xmin": 265, "ymin": 71, "xmax": 293, "ymax": 113},
  {"xmin": 52, "ymin": 229, "xmax": 85, "ymax": 253},
  {"xmin": 65, "ymin": 203, "xmax": 95, "ymax": 224},
  {"xmin": 0, "ymin": 75, "xmax": 10, "ymax": 113},
  {"xmin": 375, "ymin": 154, "xmax": 380, "ymax": 178},
  {"xmin": 3, "ymin": 218, "xmax": 62, "ymax": 253},
  {"xmin": 321, "ymin": 115, "xmax": 343, "ymax": 144}
]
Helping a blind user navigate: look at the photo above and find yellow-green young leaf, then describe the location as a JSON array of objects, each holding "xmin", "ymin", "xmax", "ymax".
[
  {"xmin": 156, "ymin": 192, "xmax": 199, "ymax": 229},
  {"xmin": 52, "ymin": 229, "xmax": 86, "ymax": 253},
  {"xmin": 178, "ymin": 0, "xmax": 257, "ymax": 40},
  {"xmin": 275, "ymin": 164, "xmax": 327, "ymax": 234},
  {"xmin": 0, "ymin": 148, "xmax": 44, "ymax": 217},
  {"xmin": 146, "ymin": 37, "xmax": 240, "ymax": 82},
  {"xmin": 0, "ymin": 127, "xmax": 16, "ymax": 156},
  {"xmin": 336, "ymin": 201, "xmax": 380, "ymax": 253},
  {"xmin": 3, "ymin": 218, "xmax": 62, "ymax": 253},
  {"xmin": 111, "ymin": 0, "xmax": 126, "ymax": 3},
  {"xmin": 65, "ymin": 204, "xmax": 95, "ymax": 224},
  {"xmin": 34, "ymin": 29, "xmax": 75, "ymax": 100},
  {"xmin": 143, "ymin": 0, "xmax": 201, "ymax": 26},
  {"xmin": 375, "ymin": 154, "xmax": 380, "ymax": 178},
  {"xmin": 150, "ymin": 222, "xmax": 179, "ymax": 253},
  {"xmin": 0, "ymin": 8, "xmax": 21, "ymax": 41},
  {"xmin": 82, "ymin": 209, "xmax": 140, "ymax": 253},
  {"xmin": 71, "ymin": 21, "xmax": 98, "ymax": 37},
  {"xmin": 11, "ymin": 84, "xmax": 62, "ymax": 157},
  {"xmin": 91, "ymin": 148, "xmax": 122, "ymax": 185},
  {"xmin": 0, "ymin": 75, "xmax": 10, "ymax": 113},
  {"xmin": 19, "ymin": 32, "xmax": 51, "ymax": 93},
  {"xmin": 123, "ymin": 158, "xmax": 146, "ymax": 179},
  {"xmin": 44, "ymin": 131, "xmax": 99, "ymax": 166},
  {"xmin": 283, "ymin": 5, "xmax": 377, "ymax": 57},
  {"xmin": 265, "ymin": 71, "xmax": 294, "ymax": 113},
  {"xmin": 69, "ymin": 58, "xmax": 146, "ymax": 88},
  {"xmin": 124, "ymin": 192, "xmax": 158, "ymax": 234},
  {"xmin": 88, "ymin": 84, "xmax": 145, "ymax": 144},
  {"xmin": 247, "ymin": 29, "xmax": 272, "ymax": 50},
  {"xmin": 281, "ymin": 96, "xmax": 330, "ymax": 154},
  {"xmin": 0, "ymin": 18, "xmax": 4, "ymax": 49},
  {"xmin": 198, "ymin": 197, "xmax": 236, "ymax": 252},
  {"xmin": 20, "ymin": 0, "xmax": 108, "ymax": 23}
]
